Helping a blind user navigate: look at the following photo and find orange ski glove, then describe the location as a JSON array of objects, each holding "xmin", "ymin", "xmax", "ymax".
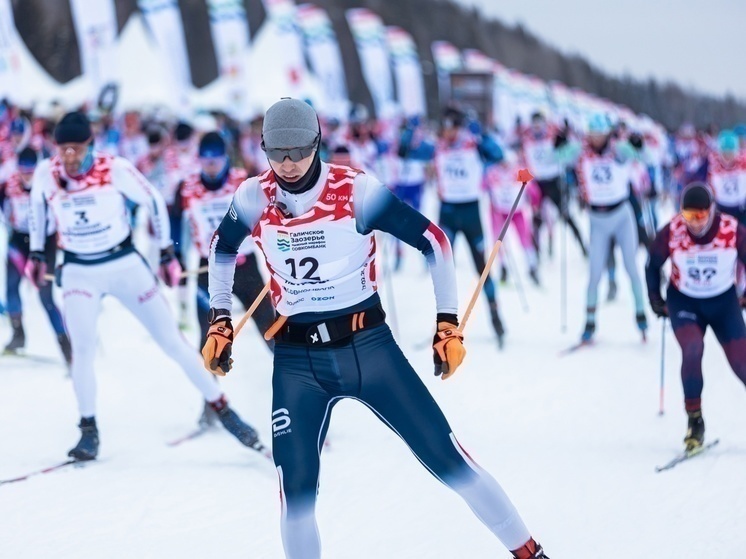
[
  {"xmin": 433, "ymin": 321, "xmax": 466, "ymax": 380},
  {"xmin": 201, "ymin": 309, "xmax": 234, "ymax": 376}
]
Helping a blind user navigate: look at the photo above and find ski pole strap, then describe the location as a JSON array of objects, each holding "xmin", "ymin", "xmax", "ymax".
[{"xmin": 275, "ymin": 303, "xmax": 386, "ymax": 346}]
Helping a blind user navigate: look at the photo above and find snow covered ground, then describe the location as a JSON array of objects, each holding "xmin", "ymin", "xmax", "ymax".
[{"xmin": 1, "ymin": 196, "xmax": 745, "ymax": 558}]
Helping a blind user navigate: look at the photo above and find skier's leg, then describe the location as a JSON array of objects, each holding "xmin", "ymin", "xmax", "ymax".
[
  {"xmin": 585, "ymin": 213, "xmax": 613, "ymax": 330},
  {"xmin": 543, "ymin": 177, "xmax": 586, "ymax": 253},
  {"xmin": 353, "ymin": 325, "xmax": 533, "ymax": 552},
  {"xmin": 5, "ymin": 239, "xmax": 24, "ymax": 348},
  {"xmin": 616, "ymin": 204, "xmax": 645, "ymax": 315},
  {"xmin": 706, "ymin": 289, "xmax": 746, "ymax": 387},
  {"xmin": 462, "ymin": 202, "xmax": 496, "ymax": 303},
  {"xmin": 272, "ymin": 342, "xmax": 335, "ymax": 559},
  {"xmin": 667, "ymin": 288, "xmax": 707, "ymax": 411},
  {"xmin": 39, "ymin": 234, "xmax": 66, "ymax": 336},
  {"xmin": 61, "ymin": 264, "xmax": 104, "ymax": 417},
  {"xmin": 111, "ymin": 254, "xmax": 222, "ymax": 403}
]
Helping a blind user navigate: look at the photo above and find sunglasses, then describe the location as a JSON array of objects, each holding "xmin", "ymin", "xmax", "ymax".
[
  {"xmin": 262, "ymin": 136, "xmax": 319, "ymax": 163},
  {"xmin": 681, "ymin": 208, "xmax": 710, "ymax": 221}
]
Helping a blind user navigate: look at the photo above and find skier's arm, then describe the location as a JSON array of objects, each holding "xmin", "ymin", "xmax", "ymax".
[
  {"xmin": 398, "ymin": 127, "xmax": 436, "ymax": 161},
  {"xmin": 171, "ymin": 181, "xmax": 186, "ymax": 257},
  {"xmin": 476, "ymin": 134, "xmax": 503, "ymax": 165},
  {"xmin": 645, "ymin": 225, "xmax": 671, "ymax": 305},
  {"xmin": 737, "ymin": 224, "xmax": 746, "ymax": 266},
  {"xmin": 28, "ymin": 160, "xmax": 52, "ymax": 252},
  {"xmin": 208, "ymin": 177, "xmax": 267, "ymax": 313},
  {"xmin": 354, "ymin": 174, "xmax": 458, "ymax": 319},
  {"xmin": 111, "ymin": 157, "xmax": 172, "ymax": 250}
]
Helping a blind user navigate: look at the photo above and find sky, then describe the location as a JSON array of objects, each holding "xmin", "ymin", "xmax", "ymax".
[{"xmin": 456, "ymin": 0, "xmax": 746, "ymax": 100}]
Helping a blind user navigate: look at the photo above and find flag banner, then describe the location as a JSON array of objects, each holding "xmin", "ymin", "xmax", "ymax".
[
  {"xmin": 69, "ymin": 0, "xmax": 118, "ymax": 102},
  {"xmin": 386, "ymin": 26, "xmax": 426, "ymax": 117},
  {"xmin": 297, "ymin": 3, "xmax": 348, "ymax": 119},
  {"xmin": 346, "ymin": 8, "xmax": 396, "ymax": 118},
  {"xmin": 138, "ymin": 0, "xmax": 192, "ymax": 113},
  {"xmin": 206, "ymin": 0, "xmax": 252, "ymax": 118},
  {"xmin": 260, "ymin": 0, "xmax": 308, "ymax": 101},
  {"xmin": 431, "ymin": 40, "xmax": 462, "ymax": 74}
]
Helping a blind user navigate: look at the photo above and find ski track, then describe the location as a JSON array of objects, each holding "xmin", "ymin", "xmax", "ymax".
[{"xmin": 1, "ymin": 198, "xmax": 745, "ymax": 558}]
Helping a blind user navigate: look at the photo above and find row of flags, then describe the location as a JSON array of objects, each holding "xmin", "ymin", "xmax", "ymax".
[{"xmin": 0, "ymin": 0, "xmax": 659, "ymax": 134}]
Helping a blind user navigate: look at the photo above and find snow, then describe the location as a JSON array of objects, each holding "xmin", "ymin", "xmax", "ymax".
[{"xmin": 1, "ymin": 192, "xmax": 745, "ymax": 558}]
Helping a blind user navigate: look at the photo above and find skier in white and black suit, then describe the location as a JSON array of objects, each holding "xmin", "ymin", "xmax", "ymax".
[
  {"xmin": 203, "ymin": 99, "xmax": 549, "ymax": 559},
  {"xmin": 27, "ymin": 112, "xmax": 267, "ymax": 461}
]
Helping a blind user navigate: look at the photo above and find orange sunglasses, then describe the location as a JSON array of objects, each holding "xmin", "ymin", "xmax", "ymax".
[{"xmin": 681, "ymin": 208, "xmax": 710, "ymax": 221}]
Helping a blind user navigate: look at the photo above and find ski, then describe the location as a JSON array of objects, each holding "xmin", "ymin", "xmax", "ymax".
[
  {"xmin": 655, "ymin": 438, "xmax": 720, "ymax": 473},
  {"xmin": 2, "ymin": 351, "xmax": 64, "ymax": 366},
  {"xmin": 558, "ymin": 340, "xmax": 594, "ymax": 357},
  {"xmin": 167, "ymin": 427, "xmax": 272, "ymax": 460},
  {"xmin": 0, "ymin": 458, "xmax": 94, "ymax": 486},
  {"xmin": 166, "ymin": 426, "xmax": 211, "ymax": 447}
]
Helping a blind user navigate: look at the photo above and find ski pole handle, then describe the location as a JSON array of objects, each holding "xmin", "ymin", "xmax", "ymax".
[{"xmin": 460, "ymin": 169, "xmax": 534, "ymax": 331}]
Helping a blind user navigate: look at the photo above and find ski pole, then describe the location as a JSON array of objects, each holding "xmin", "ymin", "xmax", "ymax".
[
  {"xmin": 559, "ymin": 169, "xmax": 568, "ymax": 333},
  {"xmin": 501, "ymin": 236, "xmax": 529, "ymax": 313},
  {"xmin": 659, "ymin": 317, "xmax": 667, "ymax": 416},
  {"xmin": 461, "ymin": 169, "xmax": 534, "ymax": 331},
  {"xmin": 235, "ymin": 281, "xmax": 271, "ymax": 337}
]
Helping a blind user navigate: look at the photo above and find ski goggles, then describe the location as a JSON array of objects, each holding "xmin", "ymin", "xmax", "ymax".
[
  {"xmin": 261, "ymin": 135, "xmax": 319, "ymax": 163},
  {"xmin": 681, "ymin": 208, "xmax": 710, "ymax": 222}
]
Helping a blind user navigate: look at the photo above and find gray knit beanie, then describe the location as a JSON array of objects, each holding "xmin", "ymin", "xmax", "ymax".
[{"xmin": 262, "ymin": 98, "xmax": 319, "ymax": 149}]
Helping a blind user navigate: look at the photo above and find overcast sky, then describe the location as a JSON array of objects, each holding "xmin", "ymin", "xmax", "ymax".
[{"xmin": 456, "ymin": 0, "xmax": 746, "ymax": 100}]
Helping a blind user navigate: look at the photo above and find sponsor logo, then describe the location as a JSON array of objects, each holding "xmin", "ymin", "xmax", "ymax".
[
  {"xmin": 272, "ymin": 408, "xmax": 292, "ymax": 437},
  {"xmin": 286, "ymin": 298, "xmax": 305, "ymax": 306},
  {"xmin": 138, "ymin": 285, "xmax": 159, "ymax": 303},
  {"xmin": 285, "ymin": 229, "xmax": 326, "ymax": 251},
  {"xmin": 228, "ymin": 204, "xmax": 238, "ymax": 221},
  {"xmin": 277, "ymin": 230, "xmax": 291, "ymax": 252},
  {"xmin": 311, "ymin": 296, "xmax": 335, "ymax": 301}
]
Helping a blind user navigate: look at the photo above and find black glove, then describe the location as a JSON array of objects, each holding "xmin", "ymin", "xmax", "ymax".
[
  {"xmin": 158, "ymin": 245, "xmax": 183, "ymax": 287},
  {"xmin": 24, "ymin": 251, "xmax": 47, "ymax": 287},
  {"xmin": 554, "ymin": 132, "xmax": 568, "ymax": 149},
  {"xmin": 650, "ymin": 298, "xmax": 668, "ymax": 318}
]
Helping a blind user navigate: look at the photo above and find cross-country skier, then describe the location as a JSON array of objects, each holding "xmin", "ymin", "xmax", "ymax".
[
  {"xmin": 521, "ymin": 112, "xmax": 587, "ymax": 257},
  {"xmin": 646, "ymin": 182, "xmax": 746, "ymax": 450},
  {"xmin": 706, "ymin": 130, "xmax": 746, "ymax": 225},
  {"xmin": 574, "ymin": 115, "xmax": 648, "ymax": 342},
  {"xmin": 202, "ymin": 98, "xmax": 549, "ymax": 559},
  {"xmin": 174, "ymin": 131, "xmax": 274, "ymax": 348},
  {"xmin": 398, "ymin": 106, "xmax": 507, "ymax": 344},
  {"xmin": 0, "ymin": 146, "xmax": 71, "ymax": 362},
  {"xmin": 27, "ymin": 112, "xmax": 267, "ymax": 461}
]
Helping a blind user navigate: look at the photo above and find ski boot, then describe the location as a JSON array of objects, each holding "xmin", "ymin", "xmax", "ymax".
[
  {"xmin": 581, "ymin": 319, "xmax": 595, "ymax": 343},
  {"xmin": 684, "ymin": 410, "xmax": 705, "ymax": 452},
  {"xmin": 58, "ymin": 333, "xmax": 73, "ymax": 366},
  {"xmin": 636, "ymin": 312, "xmax": 648, "ymax": 342},
  {"xmin": 512, "ymin": 538, "xmax": 550, "ymax": 559},
  {"xmin": 528, "ymin": 267, "xmax": 540, "ymax": 286},
  {"xmin": 4, "ymin": 316, "xmax": 25, "ymax": 354},
  {"xmin": 210, "ymin": 396, "xmax": 269, "ymax": 456},
  {"xmin": 607, "ymin": 279, "xmax": 618, "ymax": 301},
  {"xmin": 198, "ymin": 400, "xmax": 219, "ymax": 429},
  {"xmin": 500, "ymin": 266, "xmax": 509, "ymax": 284},
  {"xmin": 489, "ymin": 302, "xmax": 505, "ymax": 348},
  {"xmin": 68, "ymin": 417, "xmax": 99, "ymax": 461}
]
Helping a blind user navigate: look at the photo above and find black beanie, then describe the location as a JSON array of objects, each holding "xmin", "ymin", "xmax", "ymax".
[
  {"xmin": 54, "ymin": 112, "xmax": 92, "ymax": 144},
  {"xmin": 17, "ymin": 146, "xmax": 38, "ymax": 167},
  {"xmin": 174, "ymin": 121, "xmax": 194, "ymax": 142},
  {"xmin": 199, "ymin": 132, "xmax": 226, "ymax": 157},
  {"xmin": 681, "ymin": 182, "xmax": 713, "ymax": 210}
]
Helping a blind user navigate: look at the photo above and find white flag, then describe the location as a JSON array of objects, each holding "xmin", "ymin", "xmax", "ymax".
[
  {"xmin": 386, "ymin": 26, "xmax": 426, "ymax": 118},
  {"xmin": 138, "ymin": 0, "xmax": 192, "ymax": 113},
  {"xmin": 69, "ymin": 0, "xmax": 118, "ymax": 103},
  {"xmin": 346, "ymin": 8, "xmax": 396, "ymax": 119},
  {"xmin": 297, "ymin": 3, "xmax": 348, "ymax": 119},
  {"xmin": 206, "ymin": 0, "xmax": 252, "ymax": 119}
]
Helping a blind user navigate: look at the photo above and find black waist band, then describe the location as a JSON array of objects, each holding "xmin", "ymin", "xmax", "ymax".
[
  {"xmin": 590, "ymin": 200, "xmax": 625, "ymax": 213},
  {"xmin": 64, "ymin": 236, "xmax": 135, "ymax": 265},
  {"xmin": 277, "ymin": 303, "xmax": 386, "ymax": 346}
]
